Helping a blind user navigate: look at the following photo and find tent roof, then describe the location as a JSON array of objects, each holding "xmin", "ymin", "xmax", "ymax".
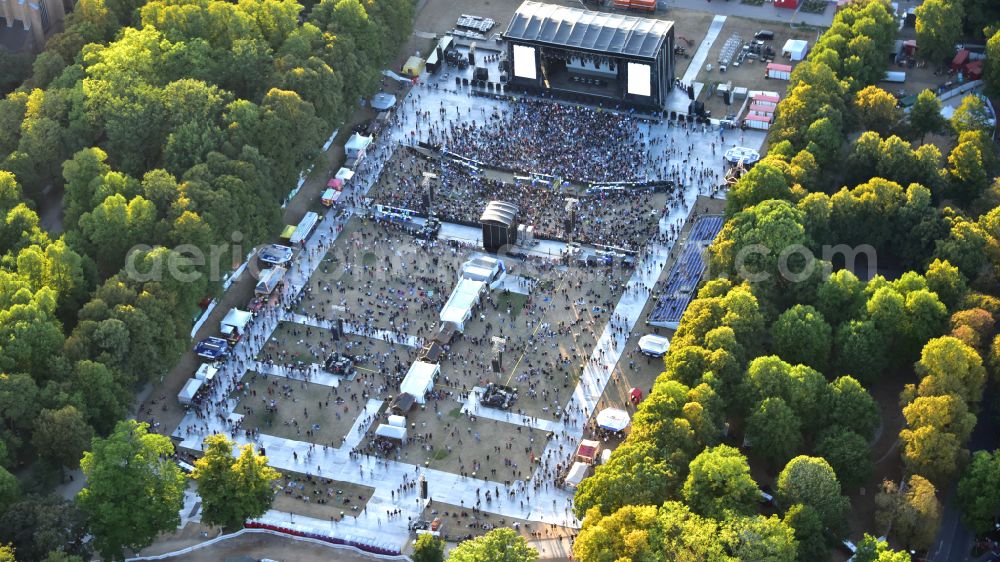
[
  {"xmin": 480, "ymin": 200, "xmax": 519, "ymax": 226},
  {"xmin": 565, "ymin": 462, "xmax": 589, "ymax": 487},
  {"xmin": 375, "ymin": 424, "xmax": 407, "ymax": 440},
  {"xmin": 596, "ymin": 408, "xmax": 631, "ymax": 431},
  {"xmin": 401, "ymin": 361, "xmax": 438, "ymax": 398},
  {"xmin": 638, "ymin": 334, "xmax": 670, "ymax": 356},
  {"xmin": 195, "ymin": 363, "xmax": 218, "ymax": 381},
  {"xmin": 371, "ymin": 92, "xmax": 397, "ymax": 110},
  {"xmin": 504, "ymin": 1, "xmax": 673, "ymax": 59},
  {"xmin": 782, "ymin": 38, "xmax": 808, "ymax": 52},
  {"xmin": 178, "ymin": 378, "xmax": 204, "ymax": 402},
  {"xmin": 345, "ymin": 133, "xmax": 373, "ymax": 151},
  {"xmin": 577, "ymin": 439, "xmax": 600, "ymax": 460},
  {"xmin": 441, "ymin": 278, "xmax": 486, "ymax": 325},
  {"xmin": 391, "ymin": 392, "xmax": 416, "ymax": 412},
  {"xmin": 221, "ymin": 308, "xmax": 252, "ymax": 329},
  {"xmin": 336, "ymin": 167, "xmax": 355, "ymax": 181}
]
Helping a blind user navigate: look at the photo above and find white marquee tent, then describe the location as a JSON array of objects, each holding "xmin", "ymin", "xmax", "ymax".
[
  {"xmin": 638, "ymin": 334, "xmax": 670, "ymax": 357},
  {"xmin": 596, "ymin": 407, "xmax": 631, "ymax": 432},
  {"xmin": 194, "ymin": 363, "xmax": 218, "ymax": 381},
  {"xmin": 178, "ymin": 378, "xmax": 204, "ymax": 405},
  {"xmin": 782, "ymin": 39, "xmax": 809, "ymax": 61},
  {"xmin": 564, "ymin": 462, "xmax": 590, "ymax": 488},
  {"xmin": 345, "ymin": 133, "xmax": 373, "ymax": 159},
  {"xmin": 375, "ymin": 424, "xmax": 407, "ymax": 441},
  {"xmin": 400, "ymin": 361, "xmax": 438, "ymax": 404},
  {"xmin": 440, "ymin": 278, "xmax": 485, "ymax": 331},
  {"xmin": 220, "ymin": 308, "xmax": 252, "ymax": 338}
]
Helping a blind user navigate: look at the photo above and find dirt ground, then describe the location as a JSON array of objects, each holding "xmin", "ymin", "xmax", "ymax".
[
  {"xmin": 362, "ymin": 399, "xmax": 550, "ymax": 478},
  {"xmin": 232, "ymin": 373, "xmax": 359, "ymax": 447},
  {"xmin": 693, "ymin": 18, "xmax": 817, "ymax": 119},
  {"xmin": 419, "ymin": 499, "xmax": 575, "ymax": 545},
  {"xmin": 141, "ymin": 530, "xmax": 402, "ymax": 562},
  {"xmin": 272, "ymin": 469, "xmax": 375, "ymax": 522}
]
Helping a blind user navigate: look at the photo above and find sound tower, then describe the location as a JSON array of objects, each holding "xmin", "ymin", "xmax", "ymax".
[{"xmin": 419, "ymin": 475, "xmax": 428, "ymax": 499}]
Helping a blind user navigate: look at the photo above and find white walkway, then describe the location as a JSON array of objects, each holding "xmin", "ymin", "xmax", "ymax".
[{"xmin": 287, "ymin": 313, "xmax": 423, "ymax": 349}]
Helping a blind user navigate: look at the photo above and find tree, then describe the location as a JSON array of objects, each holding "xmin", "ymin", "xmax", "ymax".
[
  {"xmin": 682, "ymin": 445, "xmax": 759, "ymax": 519},
  {"xmin": 726, "ymin": 162, "xmax": 792, "ymax": 215},
  {"xmin": 854, "ymin": 86, "xmax": 899, "ymax": 134},
  {"xmin": 412, "ymin": 533, "xmax": 445, "ymax": 562},
  {"xmin": 902, "ymin": 394, "xmax": 977, "ymax": 443},
  {"xmin": 909, "ymin": 90, "xmax": 948, "ymax": 142},
  {"xmin": 0, "ymin": 544, "xmax": 13, "ymax": 562},
  {"xmin": 875, "ymin": 476, "xmax": 942, "ymax": 550},
  {"xmin": 0, "ymin": 466, "xmax": 18, "ymax": 514},
  {"xmin": 772, "ymin": 305, "xmax": 832, "ymax": 372},
  {"xmin": 574, "ymin": 503, "xmax": 727, "ymax": 562},
  {"xmin": 448, "ymin": 528, "xmax": 538, "ymax": 562},
  {"xmin": 747, "ymin": 397, "xmax": 802, "ymax": 467},
  {"xmin": 813, "ymin": 428, "xmax": 872, "ymax": 491},
  {"xmin": 77, "ymin": 420, "xmax": 186, "ymax": 561},
  {"xmin": 33, "ymin": 406, "xmax": 94, "ymax": 470},
  {"xmin": 925, "ymin": 259, "xmax": 967, "ymax": 311},
  {"xmin": 950, "ymin": 95, "xmax": 993, "ymax": 135},
  {"xmin": 957, "ymin": 450, "xmax": 1000, "ymax": 534},
  {"xmin": 824, "ymin": 376, "xmax": 880, "ymax": 439},
  {"xmin": 777, "ymin": 456, "xmax": 850, "ymax": 532},
  {"xmin": 915, "ymin": 0, "xmax": 964, "ymax": 64},
  {"xmin": 0, "ymin": 494, "xmax": 89, "ymax": 562},
  {"xmin": 834, "ymin": 320, "xmax": 888, "ymax": 384},
  {"xmin": 899, "ymin": 424, "xmax": 963, "ymax": 484},
  {"xmin": 720, "ymin": 514, "xmax": 798, "ymax": 562},
  {"xmin": 192, "ymin": 434, "xmax": 279, "ymax": 530},
  {"xmin": 948, "ymin": 140, "xmax": 990, "ymax": 203},
  {"xmin": 986, "ymin": 29, "xmax": 1000, "ymax": 98},
  {"xmin": 783, "ymin": 503, "xmax": 828, "ymax": 562},
  {"xmin": 915, "ymin": 336, "xmax": 987, "ymax": 405},
  {"xmin": 852, "ymin": 534, "xmax": 911, "ymax": 562}
]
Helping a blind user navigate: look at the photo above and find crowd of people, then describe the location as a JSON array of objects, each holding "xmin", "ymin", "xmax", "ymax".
[
  {"xmin": 439, "ymin": 99, "xmax": 649, "ymax": 183},
  {"xmin": 370, "ymin": 148, "xmax": 669, "ymax": 251}
]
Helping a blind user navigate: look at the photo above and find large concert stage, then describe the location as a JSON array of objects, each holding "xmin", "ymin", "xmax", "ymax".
[{"xmin": 502, "ymin": 1, "xmax": 676, "ymax": 111}]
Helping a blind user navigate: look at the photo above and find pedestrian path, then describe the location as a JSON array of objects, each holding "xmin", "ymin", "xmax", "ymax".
[
  {"xmin": 287, "ymin": 313, "xmax": 423, "ymax": 349},
  {"xmin": 462, "ymin": 389, "xmax": 566, "ymax": 433},
  {"xmin": 249, "ymin": 360, "xmax": 343, "ymax": 388},
  {"xmin": 683, "ymin": 15, "xmax": 727, "ymax": 84}
]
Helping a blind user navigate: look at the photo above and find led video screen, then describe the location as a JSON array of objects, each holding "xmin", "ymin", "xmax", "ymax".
[
  {"xmin": 513, "ymin": 45, "xmax": 537, "ymax": 80},
  {"xmin": 627, "ymin": 62, "xmax": 652, "ymax": 96}
]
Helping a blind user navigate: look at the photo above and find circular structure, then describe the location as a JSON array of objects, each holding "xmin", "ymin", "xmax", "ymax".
[
  {"xmin": 595, "ymin": 408, "xmax": 631, "ymax": 432},
  {"xmin": 723, "ymin": 146, "xmax": 761, "ymax": 166}
]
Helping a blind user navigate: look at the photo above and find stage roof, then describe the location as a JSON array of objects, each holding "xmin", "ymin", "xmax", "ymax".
[{"xmin": 504, "ymin": 1, "xmax": 673, "ymax": 59}]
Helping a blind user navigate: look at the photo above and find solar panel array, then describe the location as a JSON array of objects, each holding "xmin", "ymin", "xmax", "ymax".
[{"xmin": 648, "ymin": 215, "xmax": 725, "ymax": 326}]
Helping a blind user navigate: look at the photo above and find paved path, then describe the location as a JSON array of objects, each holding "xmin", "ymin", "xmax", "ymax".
[
  {"xmin": 683, "ymin": 15, "xmax": 727, "ymax": 84},
  {"xmin": 661, "ymin": 0, "xmax": 835, "ymax": 27},
  {"xmin": 249, "ymin": 361, "xmax": 343, "ymax": 388},
  {"xmin": 287, "ymin": 313, "xmax": 423, "ymax": 349}
]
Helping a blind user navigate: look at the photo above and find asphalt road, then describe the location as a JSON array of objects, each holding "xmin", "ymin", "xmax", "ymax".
[{"xmin": 931, "ymin": 391, "xmax": 1000, "ymax": 562}]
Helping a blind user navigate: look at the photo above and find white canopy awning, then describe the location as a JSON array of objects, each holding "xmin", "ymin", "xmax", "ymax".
[
  {"xmin": 195, "ymin": 363, "xmax": 218, "ymax": 381},
  {"xmin": 345, "ymin": 134, "xmax": 373, "ymax": 157},
  {"xmin": 596, "ymin": 408, "xmax": 631, "ymax": 432},
  {"xmin": 400, "ymin": 361, "xmax": 438, "ymax": 404},
  {"xmin": 375, "ymin": 423, "xmax": 407, "ymax": 441},
  {"xmin": 335, "ymin": 167, "xmax": 355, "ymax": 181},
  {"xmin": 565, "ymin": 462, "xmax": 589, "ymax": 488},
  {"xmin": 638, "ymin": 334, "xmax": 670, "ymax": 357},
  {"xmin": 220, "ymin": 308, "xmax": 252, "ymax": 334},
  {"xmin": 387, "ymin": 415, "xmax": 407, "ymax": 427},
  {"xmin": 440, "ymin": 278, "xmax": 485, "ymax": 330},
  {"xmin": 178, "ymin": 378, "xmax": 204, "ymax": 404}
]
